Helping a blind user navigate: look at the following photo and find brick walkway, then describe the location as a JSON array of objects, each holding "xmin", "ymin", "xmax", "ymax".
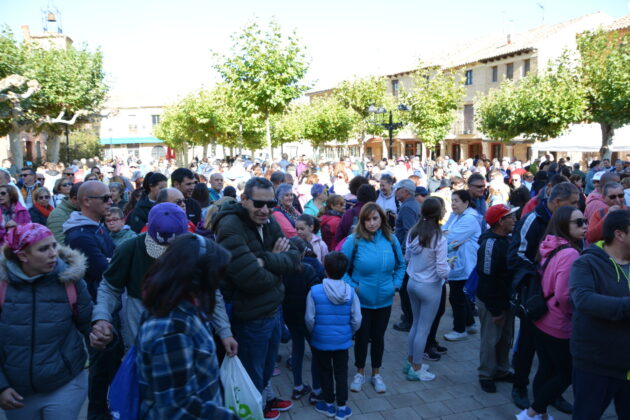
[{"xmin": 1, "ymin": 295, "xmax": 617, "ymax": 419}]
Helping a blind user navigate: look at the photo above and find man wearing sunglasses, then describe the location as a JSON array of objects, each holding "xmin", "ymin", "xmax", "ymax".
[
  {"xmin": 586, "ymin": 182, "xmax": 627, "ymax": 243},
  {"xmin": 213, "ymin": 177, "xmax": 300, "ymax": 419},
  {"xmin": 17, "ymin": 167, "xmax": 39, "ymax": 209},
  {"xmin": 570, "ymin": 209, "xmax": 630, "ymax": 420},
  {"xmin": 62, "ymin": 181, "xmax": 120, "ymax": 420}
]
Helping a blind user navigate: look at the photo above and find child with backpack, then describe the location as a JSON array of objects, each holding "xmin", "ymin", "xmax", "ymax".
[{"xmin": 305, "ymin": 252, "xmax": 362, "ymax": 420}]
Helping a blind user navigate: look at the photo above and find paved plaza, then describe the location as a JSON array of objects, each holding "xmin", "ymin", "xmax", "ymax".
[{"xmin": 0, "ymin": 295, "xmax": 617, "ymax": 420}]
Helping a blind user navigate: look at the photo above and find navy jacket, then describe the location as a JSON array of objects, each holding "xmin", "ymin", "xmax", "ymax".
[
  {"xmin": 64, "ymin": 212, "xmax": 115, "ymax": 301},
  {"xmin": 508, "ymin": 198, "xmax": 551, "ymax": 272}
]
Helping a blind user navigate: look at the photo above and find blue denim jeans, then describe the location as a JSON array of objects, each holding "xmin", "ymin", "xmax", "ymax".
[
  {"xmin": 232, "ymin": 311, "xmax": 282, "ymax": 394},
  {"xmin": 288, "ymin": 324, "xmax": 321, "ymax": 390}
]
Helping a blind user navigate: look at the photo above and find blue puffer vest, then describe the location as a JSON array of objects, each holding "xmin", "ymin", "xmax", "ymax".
[{"xmin": 310, "ymin": 284, "xmax": 353, "ymax": 351}]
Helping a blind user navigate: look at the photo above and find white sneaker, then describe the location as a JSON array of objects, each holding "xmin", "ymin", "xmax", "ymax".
[
  {"xmin": 371, "ymin": 374, "xmax": 386, "ymax": 393},
  {"xmin": 350, "ymin": 373, "xmax": 365, "ymax": 392},
  {"xmin": 515, "ymin": 409, "xmax": 545, "ymax": 420},
  {"xmin": 419, "ymin": 365, "xmax": 436, "ymax": 381},
  {"xmin": 444, "ymin": 330, "xmax": 468, "ymax": 341},
  {"xmin": 466, "ymin": 323, "xmax": 479, "ymax": 334}
]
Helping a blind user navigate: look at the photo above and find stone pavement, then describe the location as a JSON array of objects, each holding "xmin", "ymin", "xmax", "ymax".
[{"xmin": 1, "ymin": 295, "xmax": 617, "ymax": 419}]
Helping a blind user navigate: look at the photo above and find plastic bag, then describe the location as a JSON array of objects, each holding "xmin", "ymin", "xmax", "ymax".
[
  {"xmin": 220, "ymin": 356, "xmax": 264, "ymax": 420},
  {"xmin": 109, "ymin": 346, "xmax": 142, "ymax": 420}
]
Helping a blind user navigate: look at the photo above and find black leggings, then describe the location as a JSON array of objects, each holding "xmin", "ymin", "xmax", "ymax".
[
  {"xmin": 531, "ymin": 326, "xmax": 572, "ymax": 414},
  {"xmin": 354, "ymin": 306, "xmax": 392, "ymax": 369},
  {"xmin": 426, "ymin": 284, "xmax": 446, "ymax": 349},
  {"xmin": 448, "ymin": 280, "xmax": 475, "ymax": 333}
]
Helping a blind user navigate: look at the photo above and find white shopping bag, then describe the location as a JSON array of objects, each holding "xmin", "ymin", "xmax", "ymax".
[{"xmin": 220, "ymin": 356, "xmax": 264, "ymax": 420}]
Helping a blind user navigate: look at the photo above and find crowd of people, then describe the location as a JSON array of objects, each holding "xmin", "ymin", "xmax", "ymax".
[{"xmin": 0, "ymin": 151, "xmax": 629, "ymax": 420}]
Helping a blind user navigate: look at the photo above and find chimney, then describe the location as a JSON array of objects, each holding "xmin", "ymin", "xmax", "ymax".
[
  {"xmin": 21, "ymin": 25, "xmax": 31, "ymax": 42},
  {"xmin": 507, "ymin": 33, "xmax": 512, "ymax": 45}
]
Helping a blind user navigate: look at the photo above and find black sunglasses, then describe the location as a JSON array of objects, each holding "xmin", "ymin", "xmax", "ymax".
[
  {"xmin": 88, "ymin": 194, "xmax": 113, "ymax": 203},
  {"xmin": 570, "ymin": 218, "xmax": 588, "ymax": 227},
  {"xmin": 38, "ymin": 195, "xmax": 50, "ymax": 200},
  {"xmin": 607, "ymin": 194, "xmax": 624, "ymax": 200},
  {"xmin": 61, "ymin": 182, "xmax": 73, "ymax": 187},
  {"xmin": 0, "ymin": 191, "xmax": 7, "ymax": 196},
  {"xmin": 251, "ymin": 199, "xmax": 277, "ymax": 209},
  {"xmin": 20, "ymin": 174, "xmax": 31, "ymax": 177},
  {"xmin": 174, "ymin": 199, "xmax": 185, "ymax": 206},
  {"xmin": 64, "ymin": 173, "xmax": 74, "ymax": 176}
]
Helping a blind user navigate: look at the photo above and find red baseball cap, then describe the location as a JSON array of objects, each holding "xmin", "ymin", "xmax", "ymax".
[{"xmin": 485, "ymin": 204, "xmax": 519, "ymax": 226}]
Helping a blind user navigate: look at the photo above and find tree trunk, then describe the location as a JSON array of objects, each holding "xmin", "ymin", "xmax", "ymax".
[
  {"xmin": 211, "ymin": 139, "xmax": 217, "ymax": 158},
  {"xmin": 202, "ymin": 143, "xmax": 208, "ymax": 160},
  {"xmin": 265, "ymin": 111, "xmax": 273, "ymax": 159},
  {"xmin": 9, "ymin": 129, "xmax": 23, "ymax": 169},
  {"xmin": 599, "ymin": 123, "xmax": 614, "ymax": 161},
  {"xmin": 46, "ymin": 133, "xmax": 61, "ymax": 163}
]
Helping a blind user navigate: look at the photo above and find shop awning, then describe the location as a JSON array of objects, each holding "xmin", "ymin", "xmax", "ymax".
[
  {"xmin": 99, "ymin": 136, "xmax": 164, "ymax": 145},
  {"xmin": 532, "ymin": 123, "xmax": 630, "ymax": 152}
]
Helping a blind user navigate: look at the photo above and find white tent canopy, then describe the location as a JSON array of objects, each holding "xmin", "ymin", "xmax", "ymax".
[{"xmin": 532, "ymin": 123, "xmax": 630, "ymax": 152}]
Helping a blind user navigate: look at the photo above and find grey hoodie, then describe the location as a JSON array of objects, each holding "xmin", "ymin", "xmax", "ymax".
[
  {"xmin": 305, "ymin": 278, "xmax": 362, "ymax": 333},
  {"xmin": 62, "ymin": 211, "xmax": 100, "ymax": 232}
]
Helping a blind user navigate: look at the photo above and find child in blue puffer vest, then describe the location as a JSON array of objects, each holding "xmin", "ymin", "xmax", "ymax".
[{"xmin": 305, "ymin": 252, "xmax": 362, "ymax": 420}]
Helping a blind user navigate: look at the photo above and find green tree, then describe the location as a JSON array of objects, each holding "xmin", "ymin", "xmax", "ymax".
[
  {"xmin": 213, "ymin": 19, "xmax": 310, "ymax": 158},
  {"xmin": 334, "ymin": 75, "xmax": 387, "ymax": 158},
  {"xmin": 301, "ymin": 98, "xmax": 355, "ymax": 148},
  {"xmin": 476, "ymin": 56, "xmax": 587, "ymax": 143},
  {"xmin": 0, "ymin": 28, "xmax": 107, "ymax": 165},
  {"xmin": 577, "ymin": 29, "xmax": 630, "ymax": 158},
  {"xmin": 401, "ymin": 65, "xmax": 465, "ymax": 150}
]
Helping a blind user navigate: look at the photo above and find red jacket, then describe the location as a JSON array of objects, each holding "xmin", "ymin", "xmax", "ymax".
[
  {"xmin": 586, "ymin": 205, "xmax": 628, "ymax": 244},
  {"xmin": 320, "ymin": 212, "xmax": 342, "ymax": 251}
]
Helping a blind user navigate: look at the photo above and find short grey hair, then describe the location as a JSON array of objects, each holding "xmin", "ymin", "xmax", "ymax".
[
  {"xmin": 603, "ymin": 182, "xmax": 623, "ymax": 197},
  {"xmin": 395, "ymin": 179, "xmax": 416, "ymax": 195},
  {"xmin": 548, "ymin": 182, "xmax": 579, "ymax": 202},
  {"xmin": 275, "ymin": 183, "xmax": 294, "ymax": 201}
]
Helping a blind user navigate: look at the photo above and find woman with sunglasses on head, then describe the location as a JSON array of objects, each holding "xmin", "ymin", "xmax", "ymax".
[
  {"xmin": 516, "ymin": 206, "xmax": 586, "ymax": 420},
  {"xmin": 137, "ymin": 233, "xmax": 239, "ymax": 420},
  {"xmin": 0, "ymin": 223, "xmax": 93, "ymax": 420},
  {"xmin": 0, "ymin": 185, "xmax": 31, "ymax": 246},
  {"xmin": 52, "ymin": 178, "xmax": 73, "ymax": 208},
  {"xmin": 28, "ymin": 187, "xmax": 54, "ymax": 225}
]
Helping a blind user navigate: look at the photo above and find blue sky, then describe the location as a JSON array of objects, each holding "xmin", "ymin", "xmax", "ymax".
[{"xmin": 2, "ymin": 0, "xmax": 628, "ymax": 105}]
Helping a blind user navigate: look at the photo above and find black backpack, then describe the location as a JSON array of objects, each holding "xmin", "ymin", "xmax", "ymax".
[{"xmin": 511, "ymin": 244, "xmax": 569, "ymax": 321}]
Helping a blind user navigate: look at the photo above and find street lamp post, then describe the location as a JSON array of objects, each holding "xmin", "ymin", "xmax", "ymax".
[{"xmin": 368, "ymin": 104, "xmax": 409, "ymax": 159}]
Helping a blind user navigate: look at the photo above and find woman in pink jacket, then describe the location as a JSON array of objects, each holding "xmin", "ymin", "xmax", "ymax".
[
  {"xmin": 0, "ymin": 184, "xmax": 31, "ymax": 245},
  {"xmin": 272, "ymin": 183, "xmax": 301, "ymax": 238},
  {"xmin": 517, "ymin": 206, "xmax": 586, "ymax": 420}
]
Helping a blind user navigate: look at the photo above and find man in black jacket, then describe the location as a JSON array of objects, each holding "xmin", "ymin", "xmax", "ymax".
[
  {"xmin": 477, "ymin": 204, "xmax": 518, "ymax": 393},
  {"xmin": 171, "ymin": 168, "xmax": 201, "ymax": 225},
  {"xmin": 570, "ymin": 210, "xmax": 630, "ymax": 420},
  {"xmin": 508, "ymin": 182, "xmax": 579, "ymax": 411},
  {"xmin": 213, "ymin": 177, "xmax": 300, "ymax": 419}
]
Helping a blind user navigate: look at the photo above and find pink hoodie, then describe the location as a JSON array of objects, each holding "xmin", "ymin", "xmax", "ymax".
[{"xmin": 534, "ymin": 235, "xmax": 580, "ymax": 339}]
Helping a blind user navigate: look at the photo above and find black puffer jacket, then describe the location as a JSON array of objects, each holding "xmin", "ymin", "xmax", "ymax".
[
  {"xmin": 212, "ymin": 201, "xmax": 300, "ymax": 321},
  {"xmin": 476, "ymin": 230, "xmax": 512, "ymax": 316},
  {"xmin": 0, "ymin": 246, "xmax": 93, "ymax": 396}
]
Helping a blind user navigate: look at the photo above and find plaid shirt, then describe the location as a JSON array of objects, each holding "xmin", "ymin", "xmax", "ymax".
[{"xmin": 137, "ymin": 301, "xmax": 239, "ymax": 420}]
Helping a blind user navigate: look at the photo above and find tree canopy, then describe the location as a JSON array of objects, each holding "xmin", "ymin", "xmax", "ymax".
[
  {"xmin": 476, "ymin": 55, "xmax": 587, "ymax": 142},
  {"xmin": 213, "ymin": 19, "xmax": 310, "ymax": 156},
  {"xmin": 401, "ymin": 65, "xmax": 465, "ymax": 150},
  {"xmin": 0, "ymin": 27, "xmax": 107, "ymax": 164},
  {"xmin": 577, "ymin": 29, "xmax": 630, "ymax": 157}
]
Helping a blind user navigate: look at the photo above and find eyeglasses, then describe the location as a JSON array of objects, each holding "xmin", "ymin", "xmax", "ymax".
[
  {"xmin": 607, "ymin": 194, "xmax": 624, "ymax": 200},
  {"xmin": 174, "ymin": 199, "xmax": 185, "ymax": 206},
  {"xmin": 64, "ymin": 173, "xmax": 74, "ymax": 176},
  {"xmin": 570, "ymin": 218, "xmax": 588, "ymax": 227},
  {"xmin": 61, "ymin": 182, "xmax": 73, "ymax": 187},
  {"xmin": 88, "ymin": 194, "xmax": 113, "ymax": 202},
  {"xmin": 38, "ymin": 195, "xmax": 50, "ymax": 200},
  {"xmin": 251, "ymin": 199, "xmax": 278, "ymax": 209}
]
